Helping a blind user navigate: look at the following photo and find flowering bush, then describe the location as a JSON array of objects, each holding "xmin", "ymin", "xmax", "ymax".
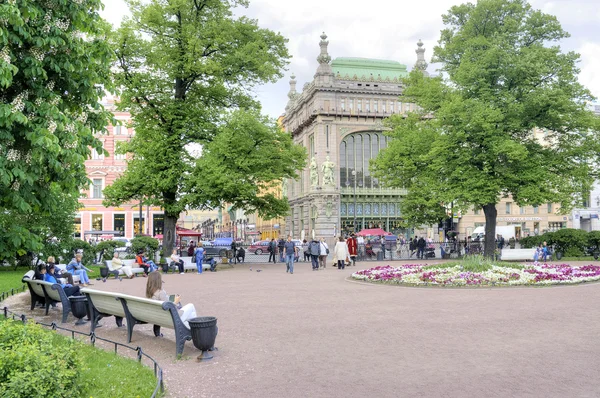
[{"xmin": 352, "ymin": 263, "xmax": 600, "ymax": 286}]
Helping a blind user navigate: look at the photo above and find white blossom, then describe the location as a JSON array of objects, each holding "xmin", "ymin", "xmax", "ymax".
[
  {"xmin": 6, "ymin": 149, "xmax": 20, "ymax": 162},
  {"xmin": 24, "ymin": 152, "xmax": 32, "ymax": 165},
  {"xmin": 30, "ymin": 48, "xmax": 44, "ymax": 62},
  {"xmin": 11, "ymin": 181, "xmax": 20, "ymax": 191},
  {"xmin": 48, "ymin": 120, "xmax": 57, "ymax": 134},
  {"xmin": 0, "ymin": 47, "xmax": 10, "ymax": 64},
  {"xmin": 11, "ymin": 91, "xmax": 28, "ymax": 113}
]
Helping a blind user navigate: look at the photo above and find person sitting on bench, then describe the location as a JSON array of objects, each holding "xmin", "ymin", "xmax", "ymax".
[
  {"xmin": 45, "ymin": 263, "xmax": 81, "ymax": 297},
  {"xmin": 47, "ymin": 256, "xmax": 73, "ymax": 285},
  {"xmin": 112, "ymin": 252, "xmax": 134, "ymax": 279},
  {"xmin": 67, "ymin": 253, "xmax": 93, "ymax": 286},
  {"xmin": 136, "ymin": 250, "xmax": 151, "ymax": 276},
  {"xmin": 170, "ymin": 249, "xmax": 185, "ymax": 274},
  {"xmin": 145, "ymin": 272, "xmax": 196, "ymax": 331}
]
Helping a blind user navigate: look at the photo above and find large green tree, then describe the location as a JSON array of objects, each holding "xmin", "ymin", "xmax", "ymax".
[
  {"xmin": 372, "ymin": 0, "xmax": 600, "ymax": 257},
  {"xmin": 103, "ymin": 0, "xmax": 305, "ymax": 256},
  {"xmin": 0, "ymin": 0, "xmax": 113, "ymax": 260}
]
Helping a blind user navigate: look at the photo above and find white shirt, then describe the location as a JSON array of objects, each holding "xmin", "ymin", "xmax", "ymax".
[{"xmin": 319, "ymin": 241, "xmax": 329, "ymax": 256}]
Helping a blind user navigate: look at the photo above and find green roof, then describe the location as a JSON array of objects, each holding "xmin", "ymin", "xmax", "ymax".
[{"xmin": 331, "ymin": 57, "xmax": 408, "ymax": 81}]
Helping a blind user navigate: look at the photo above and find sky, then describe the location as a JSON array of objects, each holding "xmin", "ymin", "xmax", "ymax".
[{"xmin": 100, "ymin": 0, "xmax": 600, "ymax": 119}]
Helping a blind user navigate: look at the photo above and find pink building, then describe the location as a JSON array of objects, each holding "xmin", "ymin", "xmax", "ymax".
[{"xmin": 76, "ymin": 99, "xmax": 164, "ymax": 241}]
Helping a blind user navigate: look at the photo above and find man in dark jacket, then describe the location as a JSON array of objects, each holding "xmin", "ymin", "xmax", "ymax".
[
  {"xmin": 417, "ymin": 237, "xmax": 426, "ymax": 259},
  {"xmin": 309, "ymin": 239, "xmax": 320, "ymax": 270},
  {"xmin": 268, "ymin": 238, "xmax": 277, "ymax": 263},
  {"xmin": 278, "ymin": 238, "xmax": 286, "ymax": 262}
]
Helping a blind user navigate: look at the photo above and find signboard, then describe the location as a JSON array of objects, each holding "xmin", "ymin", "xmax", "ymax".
[{"xmin": 497, "ymin": 217, "xmax": 542, "ymax": 222}]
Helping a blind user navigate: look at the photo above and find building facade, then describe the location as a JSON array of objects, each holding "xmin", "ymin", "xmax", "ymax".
[
  {"xmin": 282, "ymin": 33, "xmax": 426, "ymax": 243},
  {"xmin": 77, "ymin": 99, "xmax": 165, "ymax": 240}
]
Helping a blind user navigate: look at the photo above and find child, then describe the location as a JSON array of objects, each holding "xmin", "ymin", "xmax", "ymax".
[{"xmin": 533, "ymin": 245, "xmax": 541, "ymax": 265}]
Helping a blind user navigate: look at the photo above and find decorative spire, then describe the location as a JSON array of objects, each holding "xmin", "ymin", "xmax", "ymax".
[
  {"xmin": 285, "ymin": 73, "xmax": 298, "ymax": 111},
  {"xmin": 414, "ymin": 39, "xmax": 429, "ymax": 75},
  {"xmin": 315, "ymin": 32, "xmax": 333, "ymax": 80}
]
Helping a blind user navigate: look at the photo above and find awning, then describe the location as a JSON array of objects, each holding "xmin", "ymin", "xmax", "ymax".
[
  {"xmin": 176, "ymin": 227, "xmax": 202, "ymax": 237},
  {"xmin": 357, "ymin": 228, "xmax": 392, "ymax": 237},
  {"xmin": 246, "ymin": 231, "xmax": 261, "ymax": 235}
]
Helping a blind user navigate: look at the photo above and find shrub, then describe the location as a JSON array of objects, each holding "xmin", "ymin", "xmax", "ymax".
[
  {"xmin": 0, "ymin": 320, "xmax": 82, "ymax": 397},
  {"xmin": 588, "ymin": 231, "xmax": 600, "ymax": 251},
  {"xmin": 519, "ymin": 235, "xmax": 544, "ymax": 248},
  {"xmin": 131, "ymin": 236, "xmax": 159, "ymax": 257},
  {"xmin": 95, "ymin": 240, "xmax": 126, "ymax": 261},
  {"xmin": 547, "ymin": 228, "xmax": 588, "ymax": 255}
]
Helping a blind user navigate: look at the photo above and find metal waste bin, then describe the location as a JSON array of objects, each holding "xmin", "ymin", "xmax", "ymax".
[{"xmin": 377, "ymin": 251, "xmax": 384, "ymax": 261}]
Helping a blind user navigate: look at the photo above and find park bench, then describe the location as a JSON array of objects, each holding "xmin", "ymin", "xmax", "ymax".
[
  {"xmin": 22, "ymin": 271, "xmax": 72, "ymax": 323},
  {"xmin": 79, "ymin": 288, "xmax": 124, "ymax": 333},
  {"xmin": 500, "ymin": 248, "xmax": 537, "ymax": 261},
  {"xmin": 103, "ymin": 260, "xmax": 146, "ymax": 277},
  {"xmin": 80, "ymin": 288, "xmax": 193, "ymax": 357},
  {"xmin": 164, "ymin": 257, "xmax": 214, "ymax": 273}
]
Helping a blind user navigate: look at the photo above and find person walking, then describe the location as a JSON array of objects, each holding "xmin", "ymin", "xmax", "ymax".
[
  {"xmin": 278, "ymin": 237, "xmax": 286, "ymax": 263},
  {"xmin": 309, "ymin": 238, "xmax": 320, "ymax": 271},
  {"xmin": 380, "ymin": 236, "xmax": 386, "ymax": 259},
  {"xmin": 346, "ymin": 234, "xmax": 358, "ymax": 266},
  {"xmin": 334, "ymin": 236, "xmax": 350, "ymax": 270},
  {"xmin": 268, "ymin": 238, "xmax": 277, "ymax": 263},
  {"xmin": 542, "ymin": 241, "xmax": 549, "ymax": 263},
  {"xmin": 302, "ymin": 239, "xmax": 310, "ymax": 262},
  {"xmin": 319, "ymin": 237, "xmax": 329, "ymax": 269},
  {"xmin": 194, "ymin": 242, "xmax": 205, "ymax": 274},
  {"xmin": 417, "ymin": 236, "xmax": 426, "ymax": 259},
  {"xmin": 284, "ymin": 236, "xmax": 296, "ymax": 274}
]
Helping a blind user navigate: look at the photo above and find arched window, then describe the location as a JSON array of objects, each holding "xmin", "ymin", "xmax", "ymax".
[{"xmin": 340, "ymin": 132, "xmax": 387, "ymax": 188}]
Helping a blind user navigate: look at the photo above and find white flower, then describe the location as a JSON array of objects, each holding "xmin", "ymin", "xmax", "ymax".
[
  {"xmin": 30, "ymin": 48, "xmax": 44, "ymax": 62},
  {"xmin": 48, "ymin": 120, "xmax": 57, "ymax": 134},
  {"xmin": 6, "ymin": 149, "xmax": 20, "ymax": 162},
  {"xmin": 11, "ymin": 91, "xmax": 28, "ymax": 113},
  {"xmin": 0, "ymin": 47, "xmax": 10, "ymax": 64},
  {"xmin": 11, "ymin": 181, "xmax": 20, "ymax": 191}
]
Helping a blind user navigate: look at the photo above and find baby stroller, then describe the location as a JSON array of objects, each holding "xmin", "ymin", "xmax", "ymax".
[
  {"xmin": 365, "ymin": 244, "xmax": 376, "ymax": 258},
  {"xmin": 425, "ymin": 247, "xmax": 436, "ymax": 259}
]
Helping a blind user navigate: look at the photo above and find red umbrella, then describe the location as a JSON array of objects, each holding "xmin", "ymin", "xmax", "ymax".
[{"xmin": 356, "ymin": 228, "xmax": 392, "ymax": 237}]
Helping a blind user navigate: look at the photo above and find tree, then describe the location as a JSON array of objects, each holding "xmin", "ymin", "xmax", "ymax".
[
  {"xmin": 0, "ymin": 0, "xmax": 113, "ymax": 261},
  {"xmin": 372, "ymin": 0, "xmax": 600, "ymax": 257},
  {"xmin": 103, "ymin": 0, "xmax": 305, "ymax": 257}
]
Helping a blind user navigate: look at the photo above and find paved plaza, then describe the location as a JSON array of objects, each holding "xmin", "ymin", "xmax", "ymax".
[{"xmin": 6, "ymin": 260, "xmax": 600, "ymax": 397}]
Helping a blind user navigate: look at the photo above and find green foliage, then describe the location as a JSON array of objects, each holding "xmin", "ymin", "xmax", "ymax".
[
  {"xmin": 587, "ymin": 231, "xmax": 600, "ymax": 250},
  {"xmin": 131, "ymin": 236, "xmax": 159, "ymax": 257},
  {"xmin": 0, "ymin": 0, "xmax": 114, "ymax": 262},
  {"xmin": 519, "ymin": 235, "xmax": 544, "ymax": 249},
  {"xmin": 372, "ymin": 0, "xmax": 600, "ymax": 258},
  {"xmin": 0, "ymin": 320, "xmax": 81, "ymax": 397},
  {"xmin": 0, "ymin": 319, "xmax": 159, "ymax": 398},
  {"xmin": 546, "ymin": 228, "xmax": 588, "ymax": 255},
  {"xmin": 61, "ymin": 239, "xmax": 94, "ymax": 266},
  {"xmin": 0, "ymin": 268, "xmax": 27, "ymax": 296},
  {"xmin": 95, "ymin": 240, "xmax": 126, "ymax": 261},
  {"xmin": 103, "ymin": 0, "xmax": 303, "ymax": 258}
]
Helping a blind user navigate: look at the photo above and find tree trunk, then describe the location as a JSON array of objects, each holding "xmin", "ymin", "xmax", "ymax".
[
  {"xmin": 163, "ymin": 213, "xmax": 178, "ymax": 259},
  {"xmin": 483, "ymin": 203, "xmax": 497, "ymax": 258}
]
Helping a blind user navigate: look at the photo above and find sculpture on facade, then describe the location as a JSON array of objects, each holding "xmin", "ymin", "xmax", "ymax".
[
  {"xmin": 321, "ymin": 156, "xmax": 335, "ymax": 186},
  {"xmin": 310, "ymin": 157, "xmax": 319, "ymax": 187}
]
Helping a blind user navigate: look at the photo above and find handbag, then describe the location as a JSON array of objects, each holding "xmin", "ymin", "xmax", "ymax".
[{"xmin": 326, "ymin": 248, "xmax": 330, "ymax": 254}]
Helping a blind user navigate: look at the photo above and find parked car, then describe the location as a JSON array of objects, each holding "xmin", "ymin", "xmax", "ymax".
[
  {"xmin": 203, "ymin": 237, "xmax": 233, "ymax": 257},
  {"xmin": 112, "ymin": 237, "xmax": 132, "ymax": 252},
  {"xmin": 248, "ymin": 240, "xmax": 271, "ymax": 255}
]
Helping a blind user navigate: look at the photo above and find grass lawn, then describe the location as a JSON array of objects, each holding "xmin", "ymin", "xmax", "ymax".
[
  {"xmin": 0, "ymin": 268, "xmax": 28, "ymax": 296},
  {"xmin": 78, "ymin": 340, "xmax": 161, "ymax": 398}
]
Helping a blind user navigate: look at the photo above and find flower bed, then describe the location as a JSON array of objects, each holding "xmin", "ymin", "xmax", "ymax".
[{"xmin": 351, "ymin": 264, "xmax": 600, "ymax": 287}]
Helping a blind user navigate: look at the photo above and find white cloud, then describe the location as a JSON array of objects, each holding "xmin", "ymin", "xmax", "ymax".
[{"xmin": 100, "ymin": 0, "xmax": 600, "ymax": 117}]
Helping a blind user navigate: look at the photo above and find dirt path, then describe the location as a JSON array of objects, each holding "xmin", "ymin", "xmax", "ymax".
[{"xmin": 5, "ymin": 260, "xmax": 600, "ymax": 397}]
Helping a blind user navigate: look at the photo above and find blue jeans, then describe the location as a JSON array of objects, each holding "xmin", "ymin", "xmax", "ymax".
[
  {"xmin": 311, "ymin": 255, "xmax": 319, "ymax": 269},
  {"xmin": 73, "ymin": 269, "xmax": 89, "ymax": 284},
  {"xmin": 286, "ymin": 254, "xmax": 294, "ymax": 273},
  {"xmin": 147, "ymin": 260, "xmax": 158, "ymax": 272},
  {"xmin": 196, "ymin": 258, "xmax": 203, "ymax": 273},
  {"xmin": 279, "ymin": 250, "xmax": 285, "ymax": 262}
]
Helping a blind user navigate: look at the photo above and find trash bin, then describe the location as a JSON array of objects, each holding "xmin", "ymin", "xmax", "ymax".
[
  {"xmin": 188, "ymin": 316, "xmax": 218, "ymax": 361},
  {"xmin": 69, "ymin": 296, "xmax": 88, "ymax": 326},
  {"xmin": 377, "ymin": 251, "xmax": 384, "ymax": 261}
]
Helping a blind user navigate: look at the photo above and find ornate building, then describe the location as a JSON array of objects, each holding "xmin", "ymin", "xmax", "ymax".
[{"xmin": 281, "ymin": 33, "xmax": 426, "ymax": 243}]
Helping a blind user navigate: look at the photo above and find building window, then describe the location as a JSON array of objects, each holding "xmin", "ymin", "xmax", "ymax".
[
  {"xmin": 340, "ymin": 132, "xmax": 388, "ymax": 189},
  {"xmin": 365, "ymin": 100, "xmax": 370, "ymax": 112},
  {"xmin": 309, "ymin": 134, "xmax": 315, "ymax": 156},
  {"xmin": 474, "ymin": 207, "xmax": 480, "ymax": 215},
  {"xmin": 382, "ymin": 101, "xmax": 386, "ymax": 113},
  {"xmin": 390, "ymin": 101, "xmax": 395, "ymax": 113},
  {"xmin": 520, "ymin": 206, "xmax": 525, "ymax": 215},
  {"xmin": 349, "ymin": 98, "xmax": 354, "ymax": 112},
  {"xmin": 114, "ymin": 125, "xmax": 122, "ymax": 135},
  {"xmin": 325, "ymin": 125, "xmax": 329, "ymax": 149},
  {"xmin": 115, "ymin": 152, "xmax": 126, "ymax": 160},
  {"xmin": 113, "ymin": 213, "xmax": 125, "ymax": 234},
  {"xmin": 91, "ymin": 147, "xmax": 104, "ymax": 160},
  {"xmin": 381, "ymin": 203, "xmax": 387, "ymax": 216},
  {"xmin": 373, "ymin": 203, "xmax": 379, "ymax": 215},
  {"xmin": 506, "ymin": 202, "xmax": 512, "ymax": 214},
  {"xmin": 357, "ymin": 99, "xmax": 362, "ymax": 112},
  {"xmin": 373, "ymin": 100, "xmax": 378, "ymax": 112},
  {"xmin": 91, "ymin": 214, "xmax": 103, "ymax": 231},
  {"xmin": 341, "ymin": 98, "xmax": 345, "ymax": 111},
  {"xmin": 133, "ymin": 215, "xmax": 145, "ymax": 236},
  {"xmin": 153, "ymin": 214, "xmax": 164, "ymax": 236},
  {"xmin": 92, "ymin": 179, "xmax": 103, "ymax": 199},
  {"xmin": 533, "ymin": 205, "xmax": 539, "ymax": 214},
  {"xmin": 73, "ymin": 214, "xmax": 81, "ymax": 238},
  {"xmin": 365, "ymin": 203, "xmax": 371, "ymax": 215},
  {"xmin": 547, "ymin": 203, "xmax": 552, "ymax": 213}
]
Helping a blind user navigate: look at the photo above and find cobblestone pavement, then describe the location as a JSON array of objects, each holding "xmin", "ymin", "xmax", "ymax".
[{"xmin": 5, "ymin": 260, "xmax": 600, "ymax": 398}]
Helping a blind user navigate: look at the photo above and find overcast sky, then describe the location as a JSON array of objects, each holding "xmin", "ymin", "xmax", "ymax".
[{"xmin": 100, "ymin": 0, "xmax": 600, "ymax": 119}]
